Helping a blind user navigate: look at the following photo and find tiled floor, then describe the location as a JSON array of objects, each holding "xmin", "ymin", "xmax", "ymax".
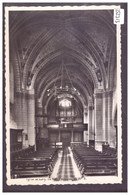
[{"xmin": 51, "ymin": 147, "xmax": 82, "ymax": 181}]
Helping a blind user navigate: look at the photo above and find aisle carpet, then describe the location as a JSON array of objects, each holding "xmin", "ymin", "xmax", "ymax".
[{"xmin": 51, "ymin": 147, "xmax": 82, "ymax": 181}]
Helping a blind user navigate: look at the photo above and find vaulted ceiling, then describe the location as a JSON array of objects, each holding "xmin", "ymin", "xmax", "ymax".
[{"xmin": 9, "ymin": 10, "xmax": 116, "ymax": 108}]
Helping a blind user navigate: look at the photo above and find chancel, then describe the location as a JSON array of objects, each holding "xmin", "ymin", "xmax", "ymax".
[{"xmin": 9, "ymin": 9, "xmax": 118, "ymax": 180}]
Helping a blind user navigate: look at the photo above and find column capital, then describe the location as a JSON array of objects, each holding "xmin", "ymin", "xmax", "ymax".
[
  {"xmin": 89, "ymin": 105, "xmax": 94, "ymax": 110},
  {"xmin": 94, "ymin": 89, "xmax": 104, "ymax": 93},
  {"xmin": 94, "ymin": 89, "xmax": 104, "ymax": 98},
  {"xmin": 36, "ymin": 99, "xmax": 42, "ymax": 108},
  {"xmin": 88, "ymin": 96, "xmax": 94, "ymax": 105},
  {"xmin": 27, "ymin": 88, "xmax": 35, "ymax": 95},
  {"xmin": 16, "ymin": 89, "xmax": 35, "ymax": 98},
  {"xmin": 103, "ymin": 90, "xmax": 113, "ymax": 97},
  {"xmin": 94, "ymin": 93, "xmax": 103, "ymax": 99}
]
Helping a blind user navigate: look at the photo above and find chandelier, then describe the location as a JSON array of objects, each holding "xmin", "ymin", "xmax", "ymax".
[{"xmin": 47, "ymin": 60, "xmax": 81, "ymax": 98}]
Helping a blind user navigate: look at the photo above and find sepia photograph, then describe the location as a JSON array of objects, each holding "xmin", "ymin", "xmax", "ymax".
[{"xmin": 3, "ymin": 3, "xmax": 127, "ymax": 192}]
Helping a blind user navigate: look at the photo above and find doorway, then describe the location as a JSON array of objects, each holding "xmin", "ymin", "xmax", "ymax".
[{"xmin": 61, "ymin": 131, "xmax": 71, "ymax": 147}]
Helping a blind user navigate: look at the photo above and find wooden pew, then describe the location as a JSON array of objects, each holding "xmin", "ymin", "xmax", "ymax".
[
  {"xmin": 72, "ymin": 145, "xmax": 117, "ymax": 176},
  {"xmin": 11, "ymin": 159, "xmax": 50, "ymax": 178},
  {"xmin": 11, "ymin": 146, "xmax": 35, "ymax": 161},
  {"xmin": 11, "ymin": 148, "xmax": 58, "ymax": 178},
  {"xmin": 12, "ymin": 170, "xmax": 49, "ymax": 178}
]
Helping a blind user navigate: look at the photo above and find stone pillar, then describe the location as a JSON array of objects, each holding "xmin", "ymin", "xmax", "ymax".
[
  {"xmin": 83, "ymin": 130, "xmax": 88, "ymax": 143},
  {"xmin": 43, "ymin": 106, "xmax": 47, "ymax": 115},
  {"xmin": 36, "ymin": 101, "xmax": 43, "ymax": 138},
  {"xmin": 102, "ymin": 91, "xmax": 116, "ymax": 148},
  {"xmin": 107, "ymin": 91, "xmax": 116, "ymax": 148},
  {"xmin": 36, "ymin": 102, "xmax": 49, "ymax": 139},
  {"xmin": 15, "ymin": 91, "xmax": 28, "ymax": 148},
  {"xmin": 15, "ymin": 92, "xmax": 23, "ymax": 129},
  {"xmin": 14, "ymin": 90, "xmax": 36, "ymax": 149},
  {"xmin": 42, "ymin": 115, "xmax": 48, "ymax": 139},
  {"xmin": 27, "ymin": 89, "xmax": 35, "ymax": 147},
  {"xmin": 102, "ymin": 92, "xmax": 108, "ymax": 144},
  {"xmin": 43, "ymin": 116, "xmax": 48, "ymax": 125},
  {"xmin": 83, "ymin": 106, "xmax": 88, "ymax": 123},
  {"xmin": 59, "ymin": 130, "xmax": 61, "ymax": 142},
  {"xmin": 94, "ymin": 90, "xmax": 104, "ymax": 151},
  {"xmin": 88, "ymin": 98, "xmax": 95, "ymax": 147},
  {"xmin": 71, "ymin": 130, "xmax": 74, "ymax": 142},
  {"xmin": 22, "ymin": 92, "xmax": 28, "ymax": 148},
  {"xmin": 83, "ymin": 105, "xmax": 88, "ymax": 145}
]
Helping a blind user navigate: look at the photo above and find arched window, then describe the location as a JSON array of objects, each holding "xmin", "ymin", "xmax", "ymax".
[{"xmin": 59, "ymin": 99, "xmax": 72, "ymax": 108}]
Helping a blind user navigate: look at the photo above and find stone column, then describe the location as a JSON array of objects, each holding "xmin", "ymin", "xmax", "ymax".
[
  {"xmin": 107, "ymin": 91, "xmax": 116, "ymax": 148},
  {"xmin": 36, "ymin": 101, "xmax": 43, "ymax": 136},
  {"xmin": 88, "ymin": 97, "xmax": 95, "ymax": 147},
  {"xmin": 42, "ymin": 115, "xmax": 48, "ymax": 139},
  {"xmin": 71, "ymin": 130, "xmax": 74, "ymax": 143},
  {"xmin": 15, "ymin": 92, "xmax": 23, "ymax": 129},
  {"xmin": 88, "ymin": 99, "xmax": 95, "ymax": 147},
  {"xmin": 83, "ymin": 106, "xmax": 88, "ymax": 123},
  {"xmin": 102, "ymin": 92, "xmax": 108, "ymax": 144},
  {"xmin": 15, "ymin": 91, "xmax": 28, "ymax": 148},
  {"xmin": 58, "ymin": 130, "xmax": 61, "ymax": 142},
  {"xmin": 14, "ymin": 90, "xmax": 36, "ymax": 149},
  {"xmin": 94, "ymin": 90, "xmax": 104, "ymax": 151},
  {"xmin": 83, "ymin": 106, "xmax": 88, "ymax": 145},
  {"xmin": 83, "ymin": 130, "xmax": 88, "ymax": 143},
  {"xmin": 36, "ymin": 101, "xmax": 49, "ymax": 139},
  {"xmin": 27, "ymin": 89, "xmax": 35, "ymax": 147}
]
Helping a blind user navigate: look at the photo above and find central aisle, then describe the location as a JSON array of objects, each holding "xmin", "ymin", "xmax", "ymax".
[{"xmin": 51, "ymin": 147, "xmax": 82, "ymax": 181}]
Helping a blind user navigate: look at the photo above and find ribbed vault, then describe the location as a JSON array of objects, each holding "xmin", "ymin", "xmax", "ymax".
[{"xmin": 9, "ymin": 9, "xmax": 116, "ymax": 110}]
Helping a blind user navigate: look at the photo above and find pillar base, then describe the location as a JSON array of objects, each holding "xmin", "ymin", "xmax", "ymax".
[
  {"xmin": 89, "ymin": 140, "xmax": 95, "ymax": 148},
  {"xmin": 109, "ymin": 141, "xmax": 117, "ymax": 149},
  {"xmin": 22, "ymin": 133, "xmax": 29, "ymax": 149},
  {"xmin": 95, "ymin": 141, "xmax": 105, "ymax": 152}
]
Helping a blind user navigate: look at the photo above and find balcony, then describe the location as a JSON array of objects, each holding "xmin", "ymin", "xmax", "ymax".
[{"xmin": 47, "ymin": 123, "xmax": 87, "ymax": 131}]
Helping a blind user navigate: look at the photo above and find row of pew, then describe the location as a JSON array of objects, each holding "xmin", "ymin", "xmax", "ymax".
[
  {"xmin": 11, "ymin": 146, "xmax": 35, "ymax": 161},
  {"xmin": 102, "ymin": 144, "xmax": 117, "ymax": 157},
  {"xmin": 11, "ymin": 147, "xmax": 58, "ymax": 178},
  {"xmin": 72, "ymin": 144, "xmax": 117, "ymax": 176}
]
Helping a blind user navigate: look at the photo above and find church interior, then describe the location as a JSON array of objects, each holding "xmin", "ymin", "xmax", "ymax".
[{"xmin": 9, "ymin": 10, "xmax": 118, "ymax": 180}]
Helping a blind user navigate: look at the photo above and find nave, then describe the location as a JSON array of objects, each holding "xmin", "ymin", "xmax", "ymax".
[
  {"xmin": 8, "ymin": 9, "xmax": 119, "ymax": 182},
  {"xmin": 11, "ymin": 144, "xmax": 117, "ymax": 180}
]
